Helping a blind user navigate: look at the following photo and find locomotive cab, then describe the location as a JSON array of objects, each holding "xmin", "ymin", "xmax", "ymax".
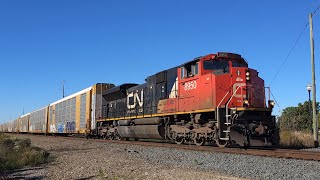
[
  {"xmin": 180, "ymin": 52, "xmax": 271, "ymax": 109},
  {"xmin": 177, "ymin": 52, "xmax": 264, "ymax": 111}
]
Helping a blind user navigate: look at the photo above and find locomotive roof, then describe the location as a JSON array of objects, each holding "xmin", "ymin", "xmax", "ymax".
[
  {"xmin": 181, "ymin": 56, "xmax": 203, "ymax": 66},
  {"xmin": 181, "ymin": 52, "xmax": 247, "ymax": 67},
  {"xmin": 103, "ymin": 83, "xmax": 138, "ymax": 95}
]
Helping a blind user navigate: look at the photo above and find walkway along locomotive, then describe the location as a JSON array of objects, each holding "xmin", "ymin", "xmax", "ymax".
[
  {"xmin": 0, "ymin": 52, "xmax": 277, "ymax": 147},
  {"xmin": 96, "ymin": 52, "xmax": 277, "ymax": 147}
]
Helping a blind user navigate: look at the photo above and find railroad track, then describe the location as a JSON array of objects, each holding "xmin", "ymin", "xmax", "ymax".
[{"xmin": 7, "ymin": 133, "xmax": 320, "ymax": 161}]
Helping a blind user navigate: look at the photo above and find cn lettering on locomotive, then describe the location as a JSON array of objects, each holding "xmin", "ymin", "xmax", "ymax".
[{"xmin": 126, "ymin": 90, "xmax": 144, "ymax": 109}]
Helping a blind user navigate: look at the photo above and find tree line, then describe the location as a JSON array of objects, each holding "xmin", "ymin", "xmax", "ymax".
[{"xmin": 278, "ymin": 101, "xmax": 320, "ymax": 132}]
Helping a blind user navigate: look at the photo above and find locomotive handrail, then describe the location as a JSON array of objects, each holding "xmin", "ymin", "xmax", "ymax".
[
  {"xmin": 265, "ymin": 87, "xmax": 271, "ymax": 107},
  {"xmin": 216, "ymin": 85, "xmax": 248, "ymax": 132},
  {"xmin": 225, "ymin": 85, "xmax": 246, "ymax": 124},
  {"xmin": 216, "ymin": 85, "xmax": 245, "ymax": 140},
  {"xmin": 216, "ymin": 90, "xmax": 231, "ymax": 128},
  {"xmin": 216, "ymin": 85, "xmax": 246, "ymax": 127}
]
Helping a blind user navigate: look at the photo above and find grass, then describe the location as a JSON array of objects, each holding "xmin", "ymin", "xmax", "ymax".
[
  {"xmin": 0, "ymin": 133, "xmax": 51, "ymax": 173},
  {"xmin": 280, "ymin": 130, "xmax": 314, "ymax": 149}
]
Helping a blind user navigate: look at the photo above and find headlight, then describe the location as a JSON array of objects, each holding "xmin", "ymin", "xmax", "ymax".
[
  {"xmin": 268, "ymin": 100, "xmax": 275, "ymax": 108},
  {"xmin": 244, "ymin": 99, "xmax": 249, "ymax": 105},
  {"xmin": 245, "ymin": 71, "xmax": 250, "ymax": 81}
]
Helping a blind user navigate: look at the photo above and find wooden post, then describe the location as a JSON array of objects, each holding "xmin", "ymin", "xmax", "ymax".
[{"xmin": 309, "ymin": 13, "xmax": 319, "ymax": 147}]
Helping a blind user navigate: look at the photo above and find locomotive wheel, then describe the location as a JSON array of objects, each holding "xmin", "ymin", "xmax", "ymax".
[
  {"xmin": 102, "ymin": 135, "xmax": 107, "ymax": 140},
  {"xmin": 215, "ymin": 139, "xmax": 229, "ymax": 148},
  {"xmin": 108, "ymin": 135, "xmax": 114, "ymax": 140},
  {"xmin": 194, "ymin": 137, "xmax": 205, "ymax": 146},
  {"xmin": 115, "ymin": 134, "xmax": 121, "ymax": 140},
  {"xmin": 175, "ymin": 137, "xmax": 184, "ymax": 145}
]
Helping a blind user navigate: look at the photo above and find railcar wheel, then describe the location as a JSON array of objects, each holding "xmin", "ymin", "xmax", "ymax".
[
  {"xmin": 175, "ymin": 137, "xmax": 184, "ymax": 145},
  {"xmin": 194, "ymin": 137, "xmax": 205, "ymax": 146},
  {"xmin": 215, "ymin": 139, "xmax": 228, "ymax": 148}
]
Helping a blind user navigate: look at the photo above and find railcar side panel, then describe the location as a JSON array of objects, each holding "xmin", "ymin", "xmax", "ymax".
[
  {"xmin": 19, "ymin": 113, "xmax": 30, "ymax": 133},
  {"xmin": 2, "ymin": 123, "xmax": 8, "ymax": 132},
  {"xmin": 10, "ymin": 119, "xmax": 19, "ymax": 133},
  {"xmin": 29, "ymin": 107, "xmax": 49, "ymax": 133},
  {"xmin": 48, "ymin": 105, "xmax": 56, "ymax": 133},
  {"xmin": 46, "ymin": 84, "xmax": 114, "ymax": 134},
  {"xmin": 8, "ymin": 121, "xmax": 13, "ymax": 132},
  {"xmin": 91, "ymin": 83, "xmax": 115, "ymax": 130}
]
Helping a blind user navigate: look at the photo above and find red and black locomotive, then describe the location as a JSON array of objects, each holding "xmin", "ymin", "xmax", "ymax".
[{"xmin": 96, "ymin": 52, "xmax": 277, "ymax": 147}]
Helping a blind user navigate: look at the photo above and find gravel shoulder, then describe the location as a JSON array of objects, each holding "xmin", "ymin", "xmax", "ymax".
[
  {"xmin": 3, "ymin": 134, "xmax": 320, "ymax": 180},
  {"xmin": 3, "ymin": 134, "xmax": 244, "ymax": 180}
]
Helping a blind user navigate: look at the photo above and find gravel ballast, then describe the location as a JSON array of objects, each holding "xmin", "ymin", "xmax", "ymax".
[{"xmin": 4, "ymin": 134, "xmax": 320, "ymax": 180}]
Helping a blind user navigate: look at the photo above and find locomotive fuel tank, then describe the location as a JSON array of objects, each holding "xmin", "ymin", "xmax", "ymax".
[{"xmin": 117, "ymin": 117, "xmax": 165, "ymax": 139}]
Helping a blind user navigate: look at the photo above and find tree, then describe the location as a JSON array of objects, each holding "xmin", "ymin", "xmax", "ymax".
[{"xmin": 279, "ymin": 101, "xmax": 319, "ymax": 132}]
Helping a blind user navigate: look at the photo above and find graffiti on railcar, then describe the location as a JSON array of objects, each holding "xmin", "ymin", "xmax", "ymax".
[
  {"xmin": 50, "ymin": 124, "xmax": 57, "ymax": 133},
  {"xmin": 66, "ymin": 121, "xmax": 75, "ymax": 133},
  {"xmin": 57, "ymin": 121, "xmax": 76, "ymax": 133}
]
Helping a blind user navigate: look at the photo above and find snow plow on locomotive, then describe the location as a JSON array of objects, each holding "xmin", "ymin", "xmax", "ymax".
[{"xmin": 96, "ymin": 52, "xmax": 277, "ymax": 147}]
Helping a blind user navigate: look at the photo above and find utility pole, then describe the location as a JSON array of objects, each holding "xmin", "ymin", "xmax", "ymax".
[
  {"xmin": 62, "ymin": 80, "xmax": 65, "ymax": 98},
  {"xmin": 309, "ymin": 13, "xmax": 319, "ymax": 148}
]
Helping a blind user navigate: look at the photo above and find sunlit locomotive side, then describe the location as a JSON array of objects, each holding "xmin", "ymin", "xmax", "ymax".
[{"xmin": 96, "ymin": 52, "xmax": 277, "ymax": 147}]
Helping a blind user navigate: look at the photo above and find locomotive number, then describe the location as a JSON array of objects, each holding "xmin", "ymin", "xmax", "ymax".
[{"xmin": 184, "ymin": 81, "xmax": 197, "ymax": 91}]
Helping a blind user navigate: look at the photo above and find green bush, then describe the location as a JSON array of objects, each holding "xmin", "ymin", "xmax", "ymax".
[
  {"xmin": 0, "ymin": 134, "xmax": 50, "ymax": 173},
  {"xmin": 15, "ymin": 138, "xmax": 31, "ymax": 148}
]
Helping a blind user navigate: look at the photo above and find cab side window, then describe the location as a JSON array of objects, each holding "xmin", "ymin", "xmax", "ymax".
[
  {"xmin": 180, "ymin": 67, "xmax": 185, "ymax": 79},
  {"xmin": 181, "ymin": 62, "xmax": 199, "ymax": 79}
]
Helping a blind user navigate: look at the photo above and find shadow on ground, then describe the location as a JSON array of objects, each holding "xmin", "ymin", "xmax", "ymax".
[{"xmin": 0, "ymin": 167, "xmax": 45, "ymax": 180}]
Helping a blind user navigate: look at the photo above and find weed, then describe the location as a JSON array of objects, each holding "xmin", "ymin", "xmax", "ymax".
[
  {"xmin": 0, "ymin": 135, "xmax": 50, "ymax": 173},
  {"xmin": 98, "ymin": 168, "xmax": 106, "ymax": 178},
  {"xmin": 280, "ymin": 131, "xmax": 313, "ymax": 149}
]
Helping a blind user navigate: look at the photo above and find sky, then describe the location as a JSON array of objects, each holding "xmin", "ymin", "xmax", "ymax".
[{"xmin": 0, "ymin": 0, "xmax": 320, "ymax": 122}]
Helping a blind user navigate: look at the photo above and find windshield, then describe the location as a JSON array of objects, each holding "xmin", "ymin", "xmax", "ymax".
[
  {"xmin": 232, "ymin": 61, "xmax": 247, "ymax": 67},
  {"xmin": 203, "ymin": 60, "xmax": 229, "ymax": 71}
]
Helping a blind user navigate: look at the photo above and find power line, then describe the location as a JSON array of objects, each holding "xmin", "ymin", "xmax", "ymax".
[
  {"xmin": 268, "ymin": 3, "xmax": 320, "ymax": 87},
  {"xmin": 313, "ymin": 3, "xmax": 320, "ymax": 15},
  {"xmin": 268, "ymin": 22, "xmax": 309, "ymax": 86},
  {"xmin": 268, "ymin": 3, "xmax": 320, "ymax": 114}
]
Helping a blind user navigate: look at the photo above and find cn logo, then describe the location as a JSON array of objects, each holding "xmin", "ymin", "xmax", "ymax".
[
  {"xmin": 233, "ymin": 83, "xmax": 247, "ymax": 98},
  {"xmin": 127, "ymin": 90, "xmax": 144, "ymax": 109}
]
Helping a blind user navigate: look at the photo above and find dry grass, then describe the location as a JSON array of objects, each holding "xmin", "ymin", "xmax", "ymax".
[
  {"xmin": 0, "ymin": 133, "xmax": 50, "ymax": 173},
  {"xmin": 280, "ymin": 131, "xmax": 314, "ymax": 149}
]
